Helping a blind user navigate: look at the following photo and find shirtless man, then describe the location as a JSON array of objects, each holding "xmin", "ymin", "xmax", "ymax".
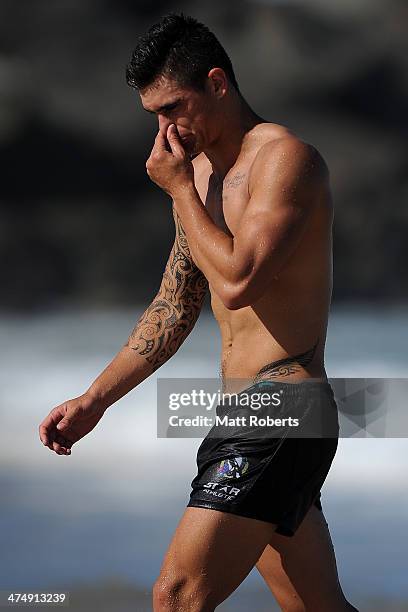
[{"xmin": 39, "ymin": 13, "xmax": 359, "ymax": 612}]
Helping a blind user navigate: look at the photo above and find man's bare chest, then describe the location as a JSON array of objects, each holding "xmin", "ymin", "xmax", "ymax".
[{"xmin": 195, "ymin": 168, "xmax": 251, "ymax": 237}]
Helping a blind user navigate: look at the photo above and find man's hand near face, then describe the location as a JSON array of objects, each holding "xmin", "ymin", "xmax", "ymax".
[{"xmin": 146, "ymin": 124, "xmax": 195, "ymax": 197}]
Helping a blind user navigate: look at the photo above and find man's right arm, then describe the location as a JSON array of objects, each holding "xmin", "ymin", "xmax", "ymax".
[
  {"xmin": 39, "ymin": 206, "xmax": 208, "ymax": 454},
  {"xmin": 86, "ymin": 205, "xmax": 208, "ymax": 411}
]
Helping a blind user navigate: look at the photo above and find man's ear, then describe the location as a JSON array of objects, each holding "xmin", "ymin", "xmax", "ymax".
[{"xmin": 207, "ymin": 67, "xmax": 228, "ymax": 99}]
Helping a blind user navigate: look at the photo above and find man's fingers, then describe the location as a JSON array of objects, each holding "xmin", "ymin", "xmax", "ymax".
[
  {"xmin": 52, "ymin": 431, "xmax": 73, "ymax": 454},
  {"xmin": 39, "ymin": 407, "xmax": 63, "ymax": 446},
  {"xmin": 52, "ymin": 440, "xmax": 71, "ymax": 455},
  {"xmin": 55, "ymin": 432, "xmax": 73, "ymax": 448},
  {"xmin": 39, "ymin": 404, "xmax": 75, "ymax": 451},
  {"xmin": 56, "ymin": 415, "xmax": 73, "ymax": 433},
  {"xmin": 153, "ymin": 129, "xmax": 168, "ymax": 152},
  {"xmin": 166, "ymin": 124, "xmax": 185, "ymax": 157},
  {"xmin": 149, "ymin": 125, "xmax": 185, "ymax": 161},
  {"xmin": 39, "ymin": 424, "xmax": 49, "ymax": 447}
]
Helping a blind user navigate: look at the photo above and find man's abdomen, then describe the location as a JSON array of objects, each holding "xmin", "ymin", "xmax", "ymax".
[{"xmin": 219, "ymin": 331, "xmax": 327, "ymax": 395}]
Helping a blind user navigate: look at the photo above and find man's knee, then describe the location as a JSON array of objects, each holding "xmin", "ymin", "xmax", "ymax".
[{"xmin": 152, "ymin": 571, "xmax": 217, "ymax": 612}]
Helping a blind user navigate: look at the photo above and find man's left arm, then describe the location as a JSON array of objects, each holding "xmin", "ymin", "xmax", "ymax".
[{"xmin": 146, "ymin": 126, "xmax": 327, "ymax": 309}]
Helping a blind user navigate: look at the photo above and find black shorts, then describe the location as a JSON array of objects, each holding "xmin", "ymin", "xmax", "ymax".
[{"xmin": 187, "ymin": 379, "xmax": 339, "ymax": 537}]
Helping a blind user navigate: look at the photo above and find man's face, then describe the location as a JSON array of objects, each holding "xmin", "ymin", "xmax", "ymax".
[{"xmin": 139, "ymin": 76, "xmax": 218, "ymax": 156}]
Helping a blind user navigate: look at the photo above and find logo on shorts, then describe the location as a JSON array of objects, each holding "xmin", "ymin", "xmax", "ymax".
[{"xmin": 217, "ymin": 456, "xmax": 249, "ymax": 479}]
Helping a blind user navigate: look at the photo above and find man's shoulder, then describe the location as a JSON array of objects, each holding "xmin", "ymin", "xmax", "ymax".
[{"xmin": 249, "ymin": 129, "xmax": 329, "ymax": 189}]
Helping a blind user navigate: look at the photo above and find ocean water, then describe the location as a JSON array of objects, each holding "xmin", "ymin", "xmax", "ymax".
[{"xmin": 0, "ymin": 303, "xmax": 407, "ymax": 610}]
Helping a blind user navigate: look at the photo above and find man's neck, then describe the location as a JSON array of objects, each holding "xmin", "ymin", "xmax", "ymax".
[{"xmin": 203, "ymin": 94, "xmax": 265, "ymax": 180}]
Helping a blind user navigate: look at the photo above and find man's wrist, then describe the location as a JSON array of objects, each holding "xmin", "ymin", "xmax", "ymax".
[
  {"xmin": 171, "ymin": 181, "xmax": 198, "ymax": 205},
  {"xmin": 84, "ymin": 386, "xmax": 110, "ymax": 413}
]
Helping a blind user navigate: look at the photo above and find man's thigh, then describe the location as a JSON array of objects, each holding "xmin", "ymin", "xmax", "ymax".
[
  {"xmin": 256, "ymin": 504, "xmax": 348, "ymax": 612},
  {"xmin": 155, "ymin": 506, "xmax": 277, "ymax": 607}
]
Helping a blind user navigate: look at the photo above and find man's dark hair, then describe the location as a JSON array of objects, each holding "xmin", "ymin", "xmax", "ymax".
[{"xmin": 126, "ymin": 13, "xmax": 239, "ymax": 93}]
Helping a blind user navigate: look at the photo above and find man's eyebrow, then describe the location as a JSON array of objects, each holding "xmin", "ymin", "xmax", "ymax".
[{"xmin": 143, "ymin": 98, "xmax": 182, "ymax": 114}]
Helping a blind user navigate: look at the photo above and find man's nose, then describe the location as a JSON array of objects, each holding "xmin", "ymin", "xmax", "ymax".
[{"xmin": 158, "ymin": 114, "xmax": 171, "ymax": 135}]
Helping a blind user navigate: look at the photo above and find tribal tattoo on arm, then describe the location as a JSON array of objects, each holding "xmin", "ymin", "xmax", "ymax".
[
  {"xmin": 252, "ymin": 339, "xmax": 319, "ymax": 383},
  {"xmin": 125, "ymin": 205, "xmax": 208, "ymax": 372}
]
